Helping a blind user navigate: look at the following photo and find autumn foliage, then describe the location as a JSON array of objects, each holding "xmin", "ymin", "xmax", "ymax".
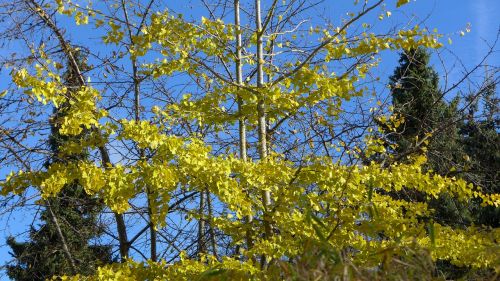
[{"xmin": 0, "ymin": 0, "xmax": 498, "ymax": 280}]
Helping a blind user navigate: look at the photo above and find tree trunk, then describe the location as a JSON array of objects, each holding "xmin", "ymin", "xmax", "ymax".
[
  {"xmin": 255, "ymin": 0, "xmax": 272, "ymax": 267},
  {"xmin": 198, "ymin": 190, "xmax": 206, "ymax": 255},
  {"xmin": 46, "ymin": 201, "xmax": 77, "ymax": 274},
  {"xmin": 234, "ymin": 0, "xmax": 254, "ymax": 253}
]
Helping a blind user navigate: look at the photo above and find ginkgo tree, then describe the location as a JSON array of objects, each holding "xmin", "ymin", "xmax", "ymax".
[{"xmin": 0, "ymin": 0, "xmax": 498, "ymax": 280}]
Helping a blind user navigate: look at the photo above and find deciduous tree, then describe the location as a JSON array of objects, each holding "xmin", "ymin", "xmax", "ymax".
[{"xmin": 0, "ymin": 0, "xmax": 498, "ymax": 279}]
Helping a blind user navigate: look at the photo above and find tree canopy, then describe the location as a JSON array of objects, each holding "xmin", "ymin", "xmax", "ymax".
[{"xmin": 0, "ymin": 0, "xmax": 498, "ymax": 280}]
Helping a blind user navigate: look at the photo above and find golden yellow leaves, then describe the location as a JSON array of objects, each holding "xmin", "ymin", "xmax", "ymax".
[
  {"xmin": 103, "ymin": 20, "xmax": 125, "ymax": 44},
  {"xmin": 3, "ymin": 1, "xmax": 499, "ymax": 279},
  {"xmin": 12, "ymin": 67, "xmax": 65, "ymax": 107},
  {"xmin": 396, "ymin": 0, "xmax": 412, "ymax": 8},
  {"xmin": 59, "ymin": 87, "xmax": 105, "ymax": 135},
  {"xmin": 74, "ymin": 11, "xmax": 89, "ymax": 25},
  {"xmin": 138, "ymin": 162, "xmax": 178, "ymax": 227},
  {"xmin": 0, "ymin": 170, "xmax": 33, "ymax": 197},
  {"xmin": 324, "ymin": 26, "xmax": 442, "ymax": 63},
  {"xmin": 2, "ymin": 132, "xmax": 499, "ymax": 274},
  {"xmin": 419, "ymin": 225, "xmax": 500, "ymax": 269},
  {"xmin": 11, "ymin": 64, "xmax": 106, "ymax": 136},
  {"xmin": 120, "ymin": 120, "xmax": 166, "ymax": 149}
]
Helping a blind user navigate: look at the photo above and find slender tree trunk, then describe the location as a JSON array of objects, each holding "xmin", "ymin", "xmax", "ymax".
[
  {"xmin": 113, "ymin": 212, "xmax": 129, "ymax": 261},
  {"xmin": 206, "ymin": 190, "xmax": 218, "ymax": 259},
  {"xmin": 198, "ymin": 191, "xmax": 206, "ymax": 256},
  {"xmin": 234, "ymin": 0, "xmax": 254, "ymax": 253},
  {"xmin": 255, "ymin": 0, "xmax": 272, "ymax": 267},
  {"xmin": 97, "ymin": 146, "xmax": 129, "ymax": 261},
  {"xmin": 235, "ymin": 3, "xmax": 247, "ymax": 162},
  {"xmin": 147, "ymin": 196, "xmax": 157, "ymax": 261},
  {"xmin": 255, "ymin": 0, "xmax": 271, "ymax": 214},
  {"xmin": 120, "ymin": 0, "xmax": 157, "ymax": 261},
  {"xmin": 46, "ymin": 201, "xmax": 77, "ymax": 274}
]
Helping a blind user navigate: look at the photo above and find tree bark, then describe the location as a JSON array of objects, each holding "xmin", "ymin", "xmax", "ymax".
[
  {"xmin": 255, "ymin": 0, "xmax": 272, "ymax": 268},
  {"xmin": 46, "ymin": 201, "xmax": 77, "ymax": 274},
  {"xmin": 234, "ymin": 0, "xmax": 254, "ymax": 253},
  {"xmin": 206, "ymin": 190, "xmax": 218, "ymax": 259},
  {"xmin": 119, "ymin": 0, "xmax": 157, "ymax": 262},
  {"xmin": 198, "ymin": 190, "xmax": 206, "ymax": 256}
]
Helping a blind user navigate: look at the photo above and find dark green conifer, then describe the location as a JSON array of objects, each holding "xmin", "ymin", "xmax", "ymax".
[
  {"xmin": 6, "ymin": 51, "xmax": 113, "ymax": 281},
  {"xmin": 386, "ymin": 47, "xmax": 472, "ymax": 227},
  {"xmin": 385, "ymin": 47, "xmax": 477, "ymax": 279},
  {"xmin": 460, "ymin": 78, "xmax": 499, "ymax": 228}
]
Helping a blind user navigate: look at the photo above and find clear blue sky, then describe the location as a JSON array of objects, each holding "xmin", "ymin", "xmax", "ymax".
[
  {"xmin": 0, "ymin": 0, "xmax": 498, "ymax": 279},
  {"xmin": 393, "ymin": 0, "xmax": 499, "ymax": 83}
]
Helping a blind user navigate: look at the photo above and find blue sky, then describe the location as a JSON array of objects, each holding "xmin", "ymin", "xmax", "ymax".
[
  {"xmin": 0, "ymin": 0, "xmax": 499, "ymax": 279},
  {"xmin": 405, "ymin": 0, "xmax": 499, "ymax": 80}
]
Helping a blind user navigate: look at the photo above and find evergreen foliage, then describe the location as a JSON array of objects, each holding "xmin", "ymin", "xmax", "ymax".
[
  {"xmin": 386, "ymin": 47, "xmax": 472, "ymax": 227},
  {"xmin": 386, "ymin": 47, "xmax": 500, "ymax": 279},
  {"xmin": 388, "ymin": 48, "xmax": 462, "ymax": 172},
  {"xmin": 460, "ymin": 79, "xmax": 500, "ymax": 227},
  {"xmin": 5, "ymin": 52, "xmax": 113, "ymax": 281}
]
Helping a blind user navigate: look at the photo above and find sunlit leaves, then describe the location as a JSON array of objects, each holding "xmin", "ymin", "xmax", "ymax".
[
  {"xmin": 396, "ymin": 0, "xmax": 411, "ymax": 8},
  {"xmin": 1, "ymin": 0, "xmax": 498, "ymax": 279}
]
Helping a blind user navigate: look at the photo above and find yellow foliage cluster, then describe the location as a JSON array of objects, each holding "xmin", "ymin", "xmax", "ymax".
[{"xmin": 1, "ymin": 0, "xmax": 498, "ymax": 280}]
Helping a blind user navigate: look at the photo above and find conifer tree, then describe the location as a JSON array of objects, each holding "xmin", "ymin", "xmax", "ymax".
[
  {"xmin": 384, "ymin": 47, "xmax": 498, "ymax": 279},
  {"xmin": 388, "ymin": 47, "xmax": 459, "ymax": 167},
  {"xmin": 387, "ymin": 49, "xmax": 499, "ymax": 232},
  {"xmin": 461, "ymin": 78, "xmax": 499, "ymax": 227},
  {"xmin": 386, "ymin": 47, "xmax": 472, "ymax": 226},
  {"xmin": 5, "ymin": 51, "xmax": 113, "ymax": 281}
]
